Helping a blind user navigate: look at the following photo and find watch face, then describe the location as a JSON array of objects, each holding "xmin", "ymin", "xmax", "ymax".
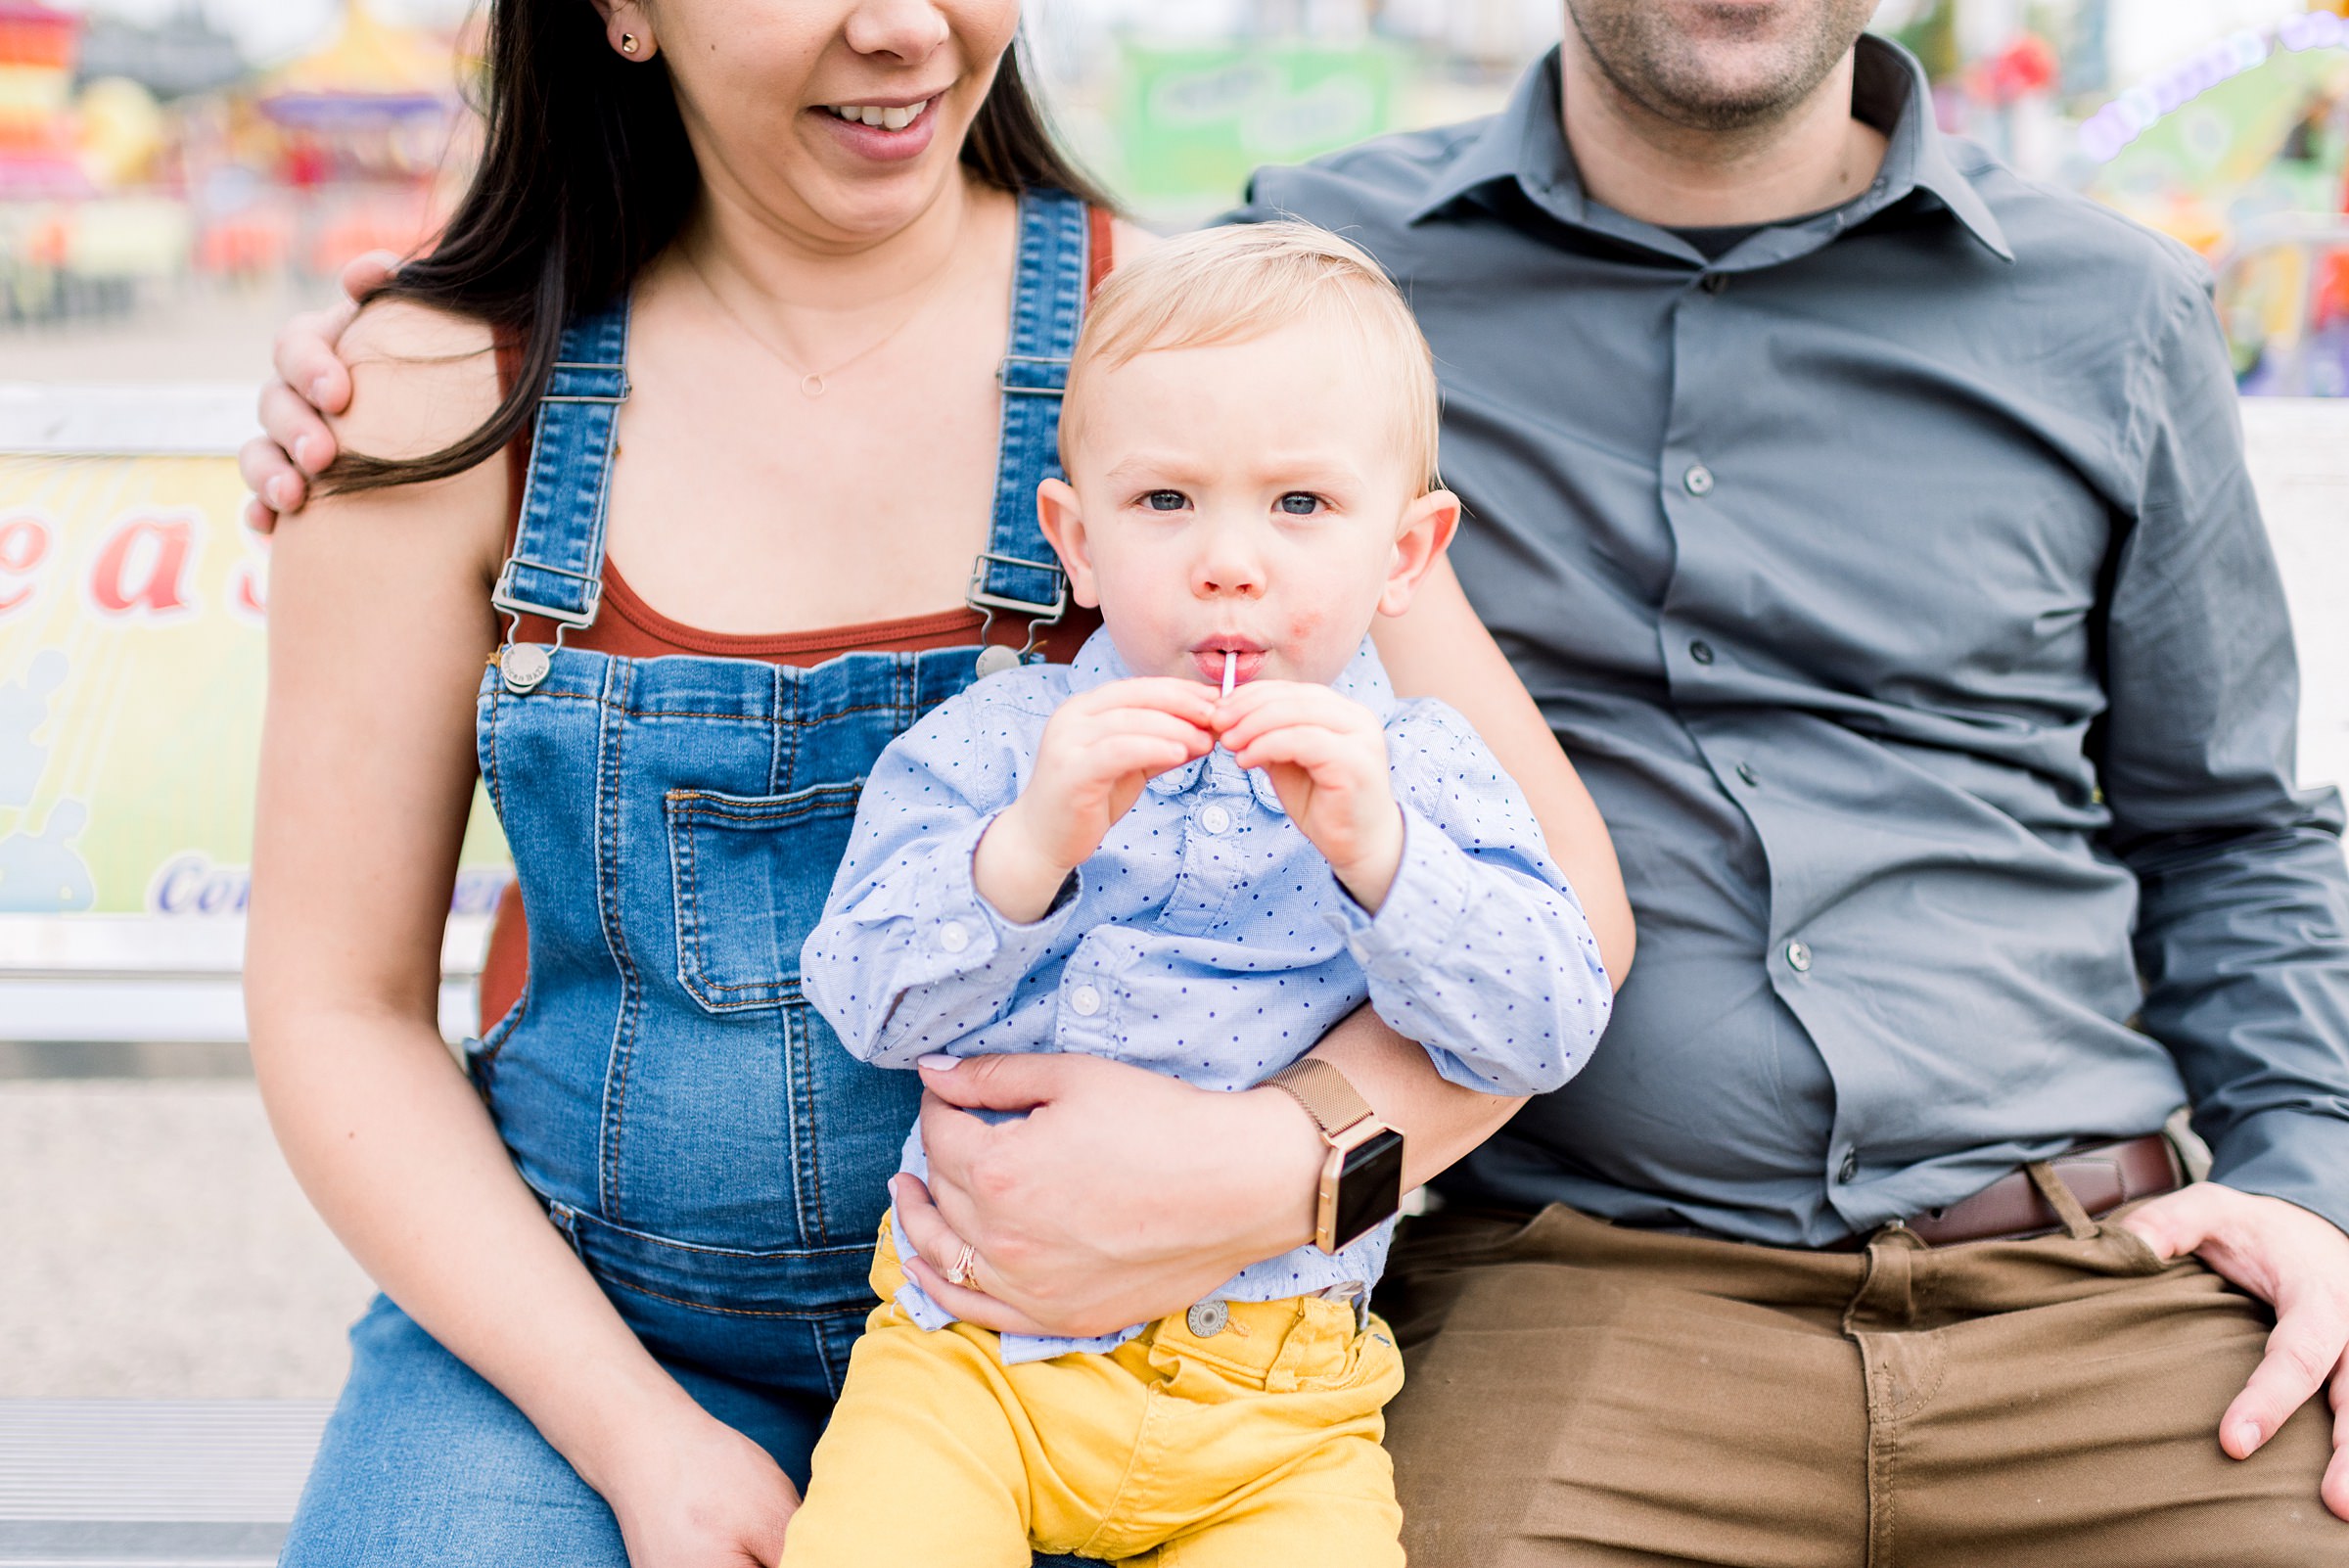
[{"xmin": 1332, "ymin": 1129, "xmax": 1406, "ymax": 1252}]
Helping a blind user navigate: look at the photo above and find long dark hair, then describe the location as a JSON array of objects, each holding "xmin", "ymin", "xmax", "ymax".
[{"xmin": 330, "ymin": 4, "xmax": 1111, "ymax": 493}]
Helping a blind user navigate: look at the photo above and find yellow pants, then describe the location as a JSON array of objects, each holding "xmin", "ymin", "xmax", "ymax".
[{"xmin": 778, "ymin": 1223, "xmax": 1405, "ymax": 1567}]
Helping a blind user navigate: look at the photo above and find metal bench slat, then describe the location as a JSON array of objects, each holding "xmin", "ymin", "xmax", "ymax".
[{"xmin": 0, "ymin": 1402, "xmax": 328, "ymax": 1527}]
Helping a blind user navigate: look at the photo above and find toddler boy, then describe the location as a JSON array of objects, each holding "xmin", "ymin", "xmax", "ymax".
[{"xmin": 791, "ymin": 223, "xmax": 1615, "ymax": 1566}]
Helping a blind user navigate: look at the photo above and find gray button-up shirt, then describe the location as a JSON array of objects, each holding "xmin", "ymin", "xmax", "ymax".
[{"xmin": 1237, "ymin": 35, "xmax": 2349, "ymax": 1244}]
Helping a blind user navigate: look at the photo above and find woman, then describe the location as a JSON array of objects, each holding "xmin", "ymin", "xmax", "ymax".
[{"xmin": 243, "ymin": 2, "xmax": 1633, "ymax": 1564}]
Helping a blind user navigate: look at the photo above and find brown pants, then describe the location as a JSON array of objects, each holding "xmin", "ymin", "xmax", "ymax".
[{"xmin": 1378, "ymin": 1201, "xmax": 2344, "ymax": 1567}]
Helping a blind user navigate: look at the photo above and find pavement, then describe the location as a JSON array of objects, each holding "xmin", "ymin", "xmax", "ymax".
[
  {"xmin": 0, "ymin": 1070, "xmax": 372, "ymax": 1402},
  {"xmin": 0, "ymin": 281, "xmax": 330, "ymax": 389}
]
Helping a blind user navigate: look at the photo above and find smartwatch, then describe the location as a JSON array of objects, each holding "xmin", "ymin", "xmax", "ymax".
[{"xmin": 1263, "ymin": 1059, "xmax": 1405, "ymax": 1254}]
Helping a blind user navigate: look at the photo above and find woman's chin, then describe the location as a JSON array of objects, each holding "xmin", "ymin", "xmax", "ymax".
[{"xmin": 773, "ymin": 116, "xmax": 976, "ymax": 236}]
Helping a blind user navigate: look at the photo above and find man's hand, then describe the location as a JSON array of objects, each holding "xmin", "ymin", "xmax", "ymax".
[
  {"xmin": 1215, "ymin": 679, "xmax": 1404, "ymax": 908},
  {"xmin": 974, "ymin": 677, "xmax": 1215, "ymax": 922},
  {"xmin": 2121, "ymin": 1181, "xmax": 2349, "ymax": 1519},
  {"xmin": 240, "ymin": 250, "xmax": 400, "ymax": 532}
]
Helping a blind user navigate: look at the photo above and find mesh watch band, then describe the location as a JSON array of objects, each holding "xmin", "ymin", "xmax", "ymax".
[{"xmin": 1263, "ymin": 1059, "xmax": 1376, "ymax": 1137}]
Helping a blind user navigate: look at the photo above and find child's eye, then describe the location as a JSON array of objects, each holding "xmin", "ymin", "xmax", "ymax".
[
  {"xmin": 1141, "ymin": 490, "xmax": 1189, "ymax": 512},
  {"xmin": 1276, "ymin": 492, "xmax": 1324, "ymax": 516}
]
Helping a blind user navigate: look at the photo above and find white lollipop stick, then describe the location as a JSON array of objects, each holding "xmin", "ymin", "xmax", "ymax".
[{"xmin": 1221, "ymin": 650, "xmax": 1237, "ymax": 697}]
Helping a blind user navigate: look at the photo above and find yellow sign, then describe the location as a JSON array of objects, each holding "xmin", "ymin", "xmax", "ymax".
[{"xmin": 0, "ymin": 452, "xmax": 509, "ymax": 916}]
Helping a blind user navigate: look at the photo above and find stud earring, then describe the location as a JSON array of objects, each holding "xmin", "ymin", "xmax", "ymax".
[{"xmin": 621, "ymin": 32, "xmax": 640, "ymax": 54}]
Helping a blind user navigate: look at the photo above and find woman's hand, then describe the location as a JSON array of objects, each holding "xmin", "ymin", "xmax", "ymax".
[
  {"xmin": 240, "ymin": 250, "xmax": 399, "ymax": 532},
  {"xmin": 894, "ymin": 1054, "xmax": 1323, "ymax": 1338},
  {"xmin": 601, "ymin": 1407, "xmax": 800, "ymax": 1568}
]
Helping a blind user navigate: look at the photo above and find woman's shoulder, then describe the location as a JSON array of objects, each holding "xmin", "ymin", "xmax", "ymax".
[
  {"xmin": 1104, "ymin": 215, "xmax": 1160, "ymax": 270},
  {"xmin": 332, "ymin": 297, "xmax": 507, "ymax": 463}
]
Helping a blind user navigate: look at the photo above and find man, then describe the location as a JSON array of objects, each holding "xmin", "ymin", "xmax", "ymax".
[{"xmin": 1230, "ymin": 3, "xmax": 2349, "ymax": 1561}]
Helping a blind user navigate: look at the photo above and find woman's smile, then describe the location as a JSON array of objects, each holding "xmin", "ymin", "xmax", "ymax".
[{"xmin": 811, "ymin": 92, "xmax": 944, "ymax": 162}]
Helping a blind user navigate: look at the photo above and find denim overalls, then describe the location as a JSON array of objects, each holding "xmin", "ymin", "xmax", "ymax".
[{"xmin": 284, "ymin": 190, "xmax": 1095, "ymax": 1566}]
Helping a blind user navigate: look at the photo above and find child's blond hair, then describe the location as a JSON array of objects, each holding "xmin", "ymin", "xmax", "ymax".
[{"xmin": 1060, "ymin": 222, "xmax": 1442, "ymax": 493}]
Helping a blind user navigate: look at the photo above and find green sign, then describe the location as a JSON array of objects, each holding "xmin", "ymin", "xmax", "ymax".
[{"xmin": 1114, "ymin": 43, "xmax": 1401, "ymax": 208}]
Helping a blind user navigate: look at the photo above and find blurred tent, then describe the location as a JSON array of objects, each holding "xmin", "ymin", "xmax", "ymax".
[
  {"xmin": 246, "ymin": 1, "xmax": 468, "ymax": 278},
  {"xmin": 256, "ymin": 1, "xmax": 458, "ymax": 135},
  {"xmin": 0, "ymin": 1, "xmax": 91, "ymax": 200}
]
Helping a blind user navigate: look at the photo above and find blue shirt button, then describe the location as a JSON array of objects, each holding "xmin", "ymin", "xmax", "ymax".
[{"xmin": 1684, "ymin": 463, "xmax": 1716, "ymax": 496}]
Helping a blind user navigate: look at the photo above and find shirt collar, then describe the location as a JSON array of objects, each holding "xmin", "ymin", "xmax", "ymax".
[
  {"xmin": 1068, "ymin": 630, "xmax": 1395, "ymax": 814},
  {"xmin": 1406, "ymin": 33, "xmax": 2011, "ymax": 265}
]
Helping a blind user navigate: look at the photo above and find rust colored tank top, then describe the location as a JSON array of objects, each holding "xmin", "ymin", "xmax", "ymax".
[{"xmin": 478, "ymin": 208, "xmax": 1113, "ymax": 1027}]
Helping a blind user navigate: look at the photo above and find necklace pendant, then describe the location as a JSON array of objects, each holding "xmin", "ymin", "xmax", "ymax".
[{"xmin": 800, "ymin": 372, "xmax": 826, "ymax": 398}]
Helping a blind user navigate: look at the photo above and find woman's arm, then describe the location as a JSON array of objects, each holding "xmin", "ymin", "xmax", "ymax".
[
  {"xmin": 1322, "ymin": 554, "xmax": 1634, "ymax": 1180},
  {"xmin": 1373, "ymin": 556, "xmax": 1634, "ymax": 984},
  {"xmin": 901, "ymin": 560, "xmax": 1633, "ymax": 1336},
  {"xmin": 243, "ymin": 303, "xmax": 792, "ymax": 1562}
]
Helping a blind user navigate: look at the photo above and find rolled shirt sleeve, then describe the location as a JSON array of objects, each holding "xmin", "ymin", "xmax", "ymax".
[{"xmin": 2101, "ymin": 281, "xmax": 2349, "ymax": 1234}]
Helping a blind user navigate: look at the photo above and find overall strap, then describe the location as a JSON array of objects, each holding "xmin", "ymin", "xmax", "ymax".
[
  {"xmin": 969, "ymin": 187, "xmax": 1090, "ymax": 668},
  {"xmin": 492, "ymin": 300, "xmax": 631, "ymax": 688}
]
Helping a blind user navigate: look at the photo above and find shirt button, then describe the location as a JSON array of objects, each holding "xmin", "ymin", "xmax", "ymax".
[
  {"xmin": 1786, "ymin": 939, "xmax": 1813, "ymax": 973},
  {"xmin": 1689, "ymin": 640, "xmax": 1716, "ymax": 666},
  {"xmin": 1198, "ymin": 804, "xmax": 1232, "ymax": 836},
  {"xmin": 1837, "ymin": 1148, "xmax": 1860, "ymax": 1183},
  {"xmin": 938, "ymin": 921, "xmax": 969, "ymax": 953},
  {"xmin": 1683, "ymin": 463, "xmax": 1715, "ymax": 496},
  {"xmin": 1069, "ymin": 985, "xmax": 1102, "ymax": 1017},
  {"xmin": 1735, "ymin": 761, "xmax": 1759, "ymax": 787}
]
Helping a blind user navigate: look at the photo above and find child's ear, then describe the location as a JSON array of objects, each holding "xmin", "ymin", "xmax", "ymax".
[
  {"xmin": 1376, "ymin": 488, "xmax": 1462, "ymax": 619},
  {"xmin": 1036, "ymin": 479, "xmax": 1101, "ymax": 609}
]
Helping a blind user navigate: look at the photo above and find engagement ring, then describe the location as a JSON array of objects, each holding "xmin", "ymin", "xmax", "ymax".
[{"xmin": 944, "ymin": 1242, "xmax": 978, "ymax": 1288}]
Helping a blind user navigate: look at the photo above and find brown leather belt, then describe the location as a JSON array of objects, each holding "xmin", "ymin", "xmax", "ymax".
[{"xmin": 1891, "ymin": 1131, "xmax": 2185, "ymax": 1248}]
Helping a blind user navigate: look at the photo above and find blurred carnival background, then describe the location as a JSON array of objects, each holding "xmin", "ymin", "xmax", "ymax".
[{"xmin": 0, "ymin": 1, "xmax": 2346, "ymax": 387}]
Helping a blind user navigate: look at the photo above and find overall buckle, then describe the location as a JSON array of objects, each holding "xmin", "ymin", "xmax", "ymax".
[
  {"xmin": 965, "ymin": 551, "xmax": 1068, "ymax": 675},
  {"xmin": 491, "ymin": 560, "xmax": 603, "ymax": 693},
  {"xmin": 539, "ymin": 362, "xmax": 630, "ymax": 404},
  {"xmin": 996, "ymin": 353, "xmax": 1070, "ymax": 398}
]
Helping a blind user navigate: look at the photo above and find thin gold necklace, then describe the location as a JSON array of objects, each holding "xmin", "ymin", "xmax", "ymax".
[{"xmin": 682, "ymin": 244, "xmax": 956, "ymax": 399}]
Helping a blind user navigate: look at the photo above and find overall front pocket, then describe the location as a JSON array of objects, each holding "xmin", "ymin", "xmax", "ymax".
[{"xmin": 666, "ymin": 782, "xmax": 863, "ymax": 1013}]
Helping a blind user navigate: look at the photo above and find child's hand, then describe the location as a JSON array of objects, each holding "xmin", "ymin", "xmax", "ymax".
[
  {"xmin": 1215, "ymin": 681, "xmax": 1405, "ymax": 910},
  {"xmin": 976, "ymin": 678, "xmax": 1217, "ymax": 922}
]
